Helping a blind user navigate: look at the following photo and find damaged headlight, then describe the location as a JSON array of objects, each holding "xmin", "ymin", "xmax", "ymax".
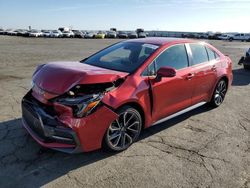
[{"xmin": 54, "ymin": 94, "xmax": 103, "ymax": 118}]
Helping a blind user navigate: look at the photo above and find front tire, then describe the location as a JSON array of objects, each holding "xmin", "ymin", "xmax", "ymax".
[
  {"xmin": 209, "ymin": 79, "xmax": 228, "ymax": 107},
  {"xmin": 103, "ymin": 106, "xmax": 142, "ymax": 152}
]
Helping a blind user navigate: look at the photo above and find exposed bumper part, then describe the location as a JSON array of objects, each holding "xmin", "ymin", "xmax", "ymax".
[{"xmin": 21, "ymin": 94, "xmax": 82, "ymax": 153}]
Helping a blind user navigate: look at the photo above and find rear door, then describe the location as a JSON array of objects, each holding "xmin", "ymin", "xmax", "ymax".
[{"xmin": 187, "ymin": 43, "xmax": 218, "ymax": 104}]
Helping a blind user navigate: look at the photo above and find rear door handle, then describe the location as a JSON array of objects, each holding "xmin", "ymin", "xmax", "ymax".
[{"xmin": 186, "ymin": 73, "xmax": 195, "ymax": 80}]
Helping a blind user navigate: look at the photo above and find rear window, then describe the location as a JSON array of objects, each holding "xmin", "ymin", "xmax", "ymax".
[
  {"xmin": 206, "ymin": 46, "xmax": 220, "ymax": 61},
  {"xmin": 190, "ymin": 44, "xmax": 209, "ymax": 65}
]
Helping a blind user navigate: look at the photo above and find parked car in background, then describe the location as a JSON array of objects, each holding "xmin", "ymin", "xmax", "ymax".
[
  {"xmin": 106, "ymin": 31, "xmax": 117, "ymax": 38},
  {"xmin": 95, "ymin": 31, "xmax": 106, "ymax": 39},
  {"xmin": 16, "ymin": 29, "xmax": 28, "ymax": 36},
  {"xmin": 198, "ymin": 33, "xmax": 209, "ymax": 39},
  {"xmin": 22, "ymin": 30, "xmax": 31, "ymax": 37},
  {"xmin": 0, "ymin": 28, "xmax": 4, "ymax": 35},
  {"xmin": 29, "ymin": 30, "xmax": 43, "ymax": 37},
  {"xmin": 42, "ymin": 30, "xmax": 52, "ymax": 37},
  {"xmin": 218, "ymin": 34, "xmax": 233, "ymax": 40},
  {"xmin": 128, "ymin": 31, "xmax": 138, "ymax": 39},
  {"xmin": 136, "ymin": 28, "xmax": 144, "ymax": 34},
  {"xmin": 58, "ymin": 27, "xmax": 71, "ymax": 32},
  {"xmin": 84, "ymin": 32, "xmax": 96, "ymax": 38},
  {"xmin": 8, "ymin": 29, "xmax": 21, "ymax": 36},
  {"xmin": 110, "ymin": 28, "xmax": 117, "ymax": 32},
  {"xmin": 229, "ymin": 33, "xmax": 250, "ymax": 41},
  {"xmin": 138, "ymin": 32, "xmax": 147, "ymax": 38},
  {"xmin": 3, "ymin": 29, "xmax": 12, "ymax": 35},
  {"xmin": 117, "ymin": 31, "xmax": 128, "ymax": 38},
  {"xmin": 51, "ymin": 30, "xmax": 62, "ymax": 38},
  {"xmin": 72, "ymin": 30, "xmax": 84, "ymax": 38},
  {"xmin": 62, "ymin": 30, "xmax": 75, "ymax": 38},
  {"xmin": 81, "ymin": 31, "xmax": 87, "ymax": 36},
  {"xmin": 21, "ymin": 38, "xmax": 233, "ymax": 153}
]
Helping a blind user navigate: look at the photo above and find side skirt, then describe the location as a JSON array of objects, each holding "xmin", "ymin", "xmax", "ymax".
[{"xmin": 152, "ymin": 102, "xmax": 207, "ymax": 126}]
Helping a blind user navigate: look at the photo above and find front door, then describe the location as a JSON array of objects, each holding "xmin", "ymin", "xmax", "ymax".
[{"xmin": 148, "ymin": 44, "xmax": 194, "ymax": 122}]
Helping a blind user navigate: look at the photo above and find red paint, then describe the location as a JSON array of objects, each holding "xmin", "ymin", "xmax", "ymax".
[
  {"xmin": 33, "ymin": 61, "xmax": 128, "ymax": 95},
  {"xmin": 22, "ymin": 38, "xmax": 233, "ymax": 152}
]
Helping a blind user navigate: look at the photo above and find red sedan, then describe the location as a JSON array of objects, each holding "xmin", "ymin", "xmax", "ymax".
[{"xmin": 22, "ymin": 38, "xmax": 233, "ymax": 153}]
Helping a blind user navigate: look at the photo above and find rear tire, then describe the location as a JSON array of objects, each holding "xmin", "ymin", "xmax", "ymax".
[
  {"xmin": 103, "ymin": 106, "xmax": 142, "ymax": 152},
  {"xmin": 209, "ymin": 79, "xmax": 228, "ymax": 107},
  {"xmin": 244, "ymin": 64, "xmax": 250, "ymax": 70}
]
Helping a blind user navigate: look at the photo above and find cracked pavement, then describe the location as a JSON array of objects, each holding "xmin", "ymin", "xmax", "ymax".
[{"xmin": 0, "ymin": 36, "xmax": 249, "ymax": 188}]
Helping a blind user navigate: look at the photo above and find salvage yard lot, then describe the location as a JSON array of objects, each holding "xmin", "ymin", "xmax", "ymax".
[{"xmin": 0, "ymin": 36, "xmax": 249, "ymax": 188}]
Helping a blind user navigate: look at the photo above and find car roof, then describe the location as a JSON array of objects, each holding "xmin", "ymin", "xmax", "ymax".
[{"xmin": 126, "ymin": 37, "xmax": 195, "ymax": 46}]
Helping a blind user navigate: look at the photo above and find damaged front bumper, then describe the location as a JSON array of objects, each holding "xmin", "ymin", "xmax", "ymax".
[
  {"xmin": 21, "ymin": 91, "xmax": 118, "ymax": 153},
  {"xmin": 22, "ymin": 93, "xmax": 82, "ymax": 153}
]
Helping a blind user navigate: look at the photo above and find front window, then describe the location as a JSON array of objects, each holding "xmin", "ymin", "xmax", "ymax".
[
  {"xmin": 83, "ymin": 42, "xmax": 159, "ymax": 73},
  {"xmin": 155, "ymin": 44, "xmax": 189, "ymax": 71}
]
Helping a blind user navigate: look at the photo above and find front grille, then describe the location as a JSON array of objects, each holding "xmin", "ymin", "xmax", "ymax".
[{"xmin": 22, "ymin": 102, "xmax": 46, "ymax": 140}]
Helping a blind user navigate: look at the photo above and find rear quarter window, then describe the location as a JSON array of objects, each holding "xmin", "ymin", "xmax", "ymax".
[{"xmin": 206, "ymin": 46, "xmax": 217, "ymax": 61}]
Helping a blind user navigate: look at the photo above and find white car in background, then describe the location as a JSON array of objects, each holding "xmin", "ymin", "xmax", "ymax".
[
  {"xmin": 42, "ymin": 30, "xmax": 52, "ymax": 37},
  {"xmin": 229, "ymin": 33, "xmax": 250, "ymax": 41},
  {"xmin": 218, "ymin": 34, "xmax": 233, "ymax": 40},
  {"xmin": 29, "ymin": 30, "xmax": 43, "ymax": 37},
  {"xmin": 51, "ymin": 30, "xmax": 62, "ymax": 37},
  {"xmin": 62, "ymin": 30, "xmax": 74, "ymax": 38},
  {"xmin": 84, "ymin": 32, "xmax": 96, "ymax": 38}
]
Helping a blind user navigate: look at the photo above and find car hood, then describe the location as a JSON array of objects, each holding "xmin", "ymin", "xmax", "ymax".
[{"xmin": 32, "ymin": 61, "xmax": 128, "ymax": 95}]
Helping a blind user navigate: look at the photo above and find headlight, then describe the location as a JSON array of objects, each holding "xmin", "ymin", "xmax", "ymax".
[{"xmin": 54, "ymin": 94, "xmax": 103, "ymax": 118}]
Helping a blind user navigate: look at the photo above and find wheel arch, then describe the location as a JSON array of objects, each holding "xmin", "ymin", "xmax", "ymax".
[
  {"xmin": 116, "ymin": 102, "xmax": 146, "ymax": 130},
  {"xmin": 220, "ymin": 75, "xmax": 229, "ymax": 87},
  {"xmin": 209, "ymin": 75, "xmax": 229, "ymax": 101}
]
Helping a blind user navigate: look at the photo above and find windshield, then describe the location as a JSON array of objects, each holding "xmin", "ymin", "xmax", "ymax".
[{"xmin": 83, "ymin": 42, "xmax": 159, "ymax": 73}]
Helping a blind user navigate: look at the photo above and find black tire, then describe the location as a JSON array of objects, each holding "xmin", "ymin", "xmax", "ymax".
[
  {"xmin": 229, "ymin": 38, "xmax": 233, "ymax": 42},
  {"xmin": 244, "ymin": 64, "xmax": 250, "ymax": 70},
  {"xmin": 103, "ymin": 106, "xmax": 142, "ymax": 152},
  {"xmin": 209, "ymin": 79, "xmax": 228, "ymax": 107}
]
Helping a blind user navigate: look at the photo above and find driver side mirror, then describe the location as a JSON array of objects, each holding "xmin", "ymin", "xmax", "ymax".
[{"xmin": 156, "ymin": 66, "xmax": 176, "ymax": 82}]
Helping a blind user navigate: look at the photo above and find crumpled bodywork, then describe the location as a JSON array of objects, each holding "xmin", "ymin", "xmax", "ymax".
[{"xmin": 32, "ymin": 61, "xmax": 128, "ymax": 95}]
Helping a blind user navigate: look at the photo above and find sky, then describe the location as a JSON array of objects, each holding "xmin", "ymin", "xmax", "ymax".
[{"xmin": 0, "ymin": 0, "xmax": 250, "ymax": 32}]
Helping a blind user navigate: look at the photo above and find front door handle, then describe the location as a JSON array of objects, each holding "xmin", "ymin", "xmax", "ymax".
[
  {"xmin": 211, "ymin": 65, "xmax": 216, "ymax": 71},
  {"xmin": 187, "ymin": 73, "xmax": 195, "ymax": 80}
]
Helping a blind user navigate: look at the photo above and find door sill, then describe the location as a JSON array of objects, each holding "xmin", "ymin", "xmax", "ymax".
[{"xmin": 152, "ymin": 102, "xmax": 207, "ymax": 126}]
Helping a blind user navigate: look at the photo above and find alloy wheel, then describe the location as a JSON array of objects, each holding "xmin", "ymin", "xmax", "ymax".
[
  {"xmin": 106, "ymin": 109, "xmax": 141, "ymax": 151},
  {"xmin": 214, "ymin": 80, "xmax": 227, "ymax": 106}
]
